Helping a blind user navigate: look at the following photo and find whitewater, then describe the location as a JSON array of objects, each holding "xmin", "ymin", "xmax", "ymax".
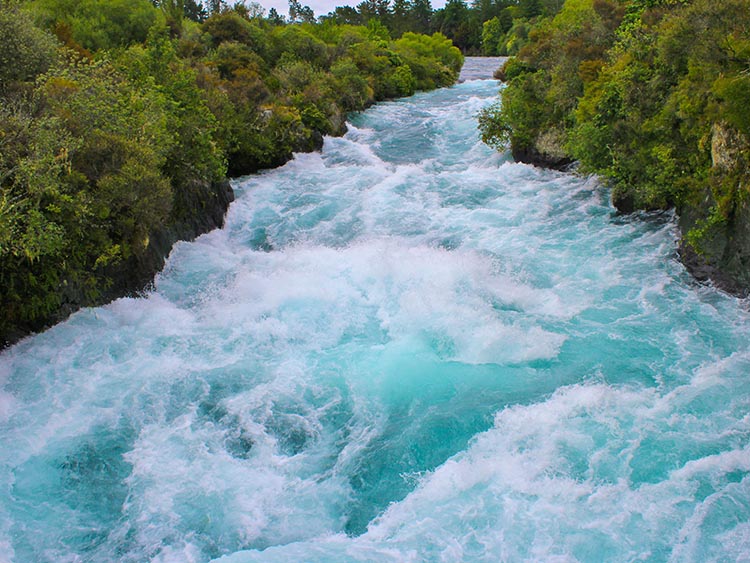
[{"xmin": 1, "ymin": 57, "xmax": 749, "ymax": 562}]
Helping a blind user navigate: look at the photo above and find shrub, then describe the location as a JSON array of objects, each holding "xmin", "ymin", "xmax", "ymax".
[{"xmin": 30, "ymin": 0, "xmax": 162, "ymax": 51}]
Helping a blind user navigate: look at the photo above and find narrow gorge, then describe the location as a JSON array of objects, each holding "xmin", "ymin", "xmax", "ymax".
[{"xmin": 2, "ymin": 58, "xmax": 749, "ymax": 563}]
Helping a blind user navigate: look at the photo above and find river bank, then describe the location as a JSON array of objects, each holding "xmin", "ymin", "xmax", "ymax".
[
  {"xmin": 478, "ymin": 0, "xmax": 750, "ymax": 297},
  {"xmin": 0, "ymin": 3, "xmax": 463, "ymax": 347}
]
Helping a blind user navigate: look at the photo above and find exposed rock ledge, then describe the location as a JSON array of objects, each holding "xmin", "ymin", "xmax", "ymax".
[
  {"xmin": 511, "ymin": 128, "xmax": 573, "ymax": 170},
  {"xmin": 675, "ymin": 123, "xmax": 750, "ymax": 297}
]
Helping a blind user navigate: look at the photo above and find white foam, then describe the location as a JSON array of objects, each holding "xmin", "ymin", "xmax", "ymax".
[
  {"xmin": 712, "ymin": 520, "xmax": 750, "ymax": 563},
  {"xmin": 0, "ymin": 391, "xmax": 16, "ymax": 424},
  {"xmin": 670, "ymin": 447, "xmax": 750, "ymax": 481},
  {"xmin": 0, "ymin": 541, "xmax": 13, "ymax": 563}
]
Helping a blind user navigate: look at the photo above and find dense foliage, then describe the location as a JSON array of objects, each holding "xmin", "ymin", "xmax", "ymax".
[
  {"xmin": 479, "ymin": 0, "xmax": 750, "ymax": 290},
  {"xmin": 0, "ymin": 0, "xmax": 462, "ymax": 345},
  {"xmin": 321, "ymin": 0, "xmax": 565, "ymax": 54}
]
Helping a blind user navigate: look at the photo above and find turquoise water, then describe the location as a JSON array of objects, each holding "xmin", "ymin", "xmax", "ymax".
[{"xmin": 2, "ymin": 58, "xmax": 750, "ymax": 562}]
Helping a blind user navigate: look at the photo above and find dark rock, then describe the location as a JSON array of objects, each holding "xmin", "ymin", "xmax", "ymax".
[
  {"xmin": 677, "ymin": 238, "xmax": 749, "ymax": 297},
  {"xmin": 611, "ymin": 187, "xmax": 636, "ymax": 215},
  {"xmin": 673, "ymin": 122, "xmax": 750, "ymax": 297},
  {"xmin": 677, "ymin": 196, "xmax": 750, "ymax": 298},
  {"xmin": 102, "ymin": 177, "xmax": 235, "ymax": 302},
  {"xmin": 511, "ymin": 143, "xmax": 573, "ymax": 170},
  {"xmin": 511, "ymin": 128, "xmax": 574, "ymax": 170}
]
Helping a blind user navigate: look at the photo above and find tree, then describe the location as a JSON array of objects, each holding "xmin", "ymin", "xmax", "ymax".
[
  {"xmin": 158, "ymin": 0, "xmax": 186, "ymax": 36},
  {"xmin": 267, "ymin": 7, "xmax": 285, "ymax": 24},
  {"xmin": 0, "ymin": 5, "xmax": 59, "ymax": 93},
  {"xmin": 288, "ymin": 0, "xmax": 300, "ymax": 21},
  {"xmin": 298, "ymin": 4, "xmax": 315, "ymax": 22},
  {"xmin": 439, "ymin": 0, "xmax": 473, "ymax": 50},
  {"xmin": 391, "ymin": 0, "xmax": 412, "ymax": 36},
  {"xmin": 471, "ymin": 0, "xmax": 503, "ymax": 22},
  {"xmin": 30, "ymin": 0, "xmax": 162, "ymax": 51},
  {"xmin": 357, "ymin": 0, "xmax": 390, "ymax": 24},
  {"xmin": 184, "ymin": 0, "xmax": 208, "ymax": 21},
  {"xmin": 410, "ymin": 0, "xmax": 432, "ymax": 34},
  {"xmin": 207, "ymin": 0, "xmax": 227, "ymax": 14},
  {"xmin": 521, "ymin": 0, "xmax": 541, "ymax": 19},
  {"xmin": 233, "ymin": 1, "xmax": 265, "ymax": 19},
  {"xmin": 324, "ymin": 5, "xmax": 362, "ymax": 24},
  {"xmin": 288, "ymin": 0, "xmax": 315, "ymax": 22},
  {"xmin": 481, "ymin": 16, "xmax": 501, "ymax": 55}
]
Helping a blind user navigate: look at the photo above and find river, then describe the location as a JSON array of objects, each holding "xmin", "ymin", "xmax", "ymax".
[{"xmin": 1, "ymin": 57, "xmax": 749, "ymax": 562}]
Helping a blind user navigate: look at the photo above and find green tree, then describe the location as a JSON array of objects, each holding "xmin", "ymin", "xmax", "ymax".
[
  {"xmin": 289, "ymin": 0, "xmax": 315, "ymax": 22},
  {"xmin": 184, "ymin": 0, "xmax": 208, "ymax": 21},
  {"xmin": 267, "ymin": 7, "xmax": 285, "ymax": 24},
  {"xmin": 30, "ymin": 0, "xmax": 163, "ymax": 51},
  {"xmin": 0, "ymin": 5, "xmax": 59, "ymax": 94},
  {"xmin": 203, "ymin": 10, "xmax": 269, "ymax": 56},
  {"xmin": 410, "ymin": 0, "xmax": 432, "ymax": 34},
  {"xmin": 391, "ymin": 0, "xmax": 412, "ymax": 36},
  {"xmin": 323, "ymin": 6, "xmax": 362, "ymax": 24},
  {"xmin": 481, "ymin": 16, "xmax": 502, "ymax": 54},
  {"xmin": 521, "ymin": 0, "xmax": 542, "ymax": 18}
]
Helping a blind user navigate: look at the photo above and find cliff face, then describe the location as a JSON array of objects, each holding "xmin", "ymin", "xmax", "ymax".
[
  {"xmin": 102, "ymin": 177, "xmax": 236, "ymax": 301},
  {"xmin": 677, "ymin": 123, "xmax": 750, "ymax": 296}
]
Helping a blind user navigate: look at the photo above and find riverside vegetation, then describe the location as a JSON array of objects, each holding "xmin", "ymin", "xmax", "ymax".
[
  {"xmin": 0, "ymin": 0, "xmax": 462, "ymax": 346},
  {"xmin": 478, "ymin": 0, "xmax": 750, "ymax": 294}
]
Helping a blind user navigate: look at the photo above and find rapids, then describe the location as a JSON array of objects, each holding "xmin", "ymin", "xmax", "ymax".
[{"xmin": 1, "ymin": 57, "xmax": 749, "ymax": 562}]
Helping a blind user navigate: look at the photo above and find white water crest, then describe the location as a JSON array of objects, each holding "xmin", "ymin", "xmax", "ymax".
[{"xmin": 1, "ymin": 58, "xmax": 749, "ymax": 563}]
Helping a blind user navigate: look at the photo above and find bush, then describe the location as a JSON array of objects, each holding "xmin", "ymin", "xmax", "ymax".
[
  {"xmin": 203, "ymin": 11, "xmax": 269, "ymax": 58},
  {"xmin": 270, "ymin": 25, "xmax": 330, "ymax": 67},
  {"xmin": 30, "ymin": 0, "xmax": 162, "ymax": 51},
  {"xmin": 394, "ymin": 32, "xmax": 463, "ymax": 89},
  {"xmin": 0, "ymin": 6, "xmax": 59, "ymax": 93}
]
